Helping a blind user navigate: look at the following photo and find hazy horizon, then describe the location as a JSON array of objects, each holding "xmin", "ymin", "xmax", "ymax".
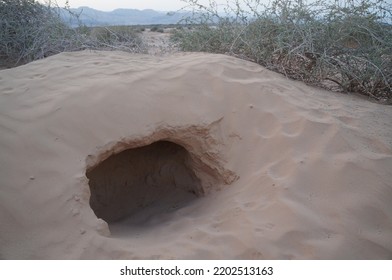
[{"xmin": 39, "ymin": 0, "xmax": 230, "ymax": 12}]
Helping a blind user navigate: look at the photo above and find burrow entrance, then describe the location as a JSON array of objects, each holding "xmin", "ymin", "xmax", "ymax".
[{"xmin": 86, "ymin": 140, "xmax": 204, "ymax": 227}]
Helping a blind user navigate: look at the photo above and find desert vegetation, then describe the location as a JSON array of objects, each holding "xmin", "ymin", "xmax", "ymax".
[
  {"xmin": 87, "ymin": 25, "xmax": 145, "ymax": 51},
  {"xmin": 172, "ymin": 0, "xmax": 392, "ymax": 102},
  {"xmin": 0, "ymin": 0, "xmax": 146, "ymax": 68},
  {"xmin": 1, "ymin": 0, "xmax": 78, "ymax": 66}
]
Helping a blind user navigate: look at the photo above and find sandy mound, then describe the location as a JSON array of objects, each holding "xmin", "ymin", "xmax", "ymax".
[{"xmin": 0, "ymin": 51, "xmax": 391, "ymax": 259}]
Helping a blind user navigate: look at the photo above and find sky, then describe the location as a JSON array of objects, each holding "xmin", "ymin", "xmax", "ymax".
[{"xmin": 40, "ymin": 0, "xmax": 230, "ymax": 11}]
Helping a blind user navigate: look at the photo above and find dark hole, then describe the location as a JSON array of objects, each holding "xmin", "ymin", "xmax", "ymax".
[{"xmin": 86, "ymin": 141, "xmax": 202, "ymax": 227}]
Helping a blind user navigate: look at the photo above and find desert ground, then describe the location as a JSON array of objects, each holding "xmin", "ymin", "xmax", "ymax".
[
  {"xmin": 0, "ymin": 50, "xmax": 391, "ymax": 259},
  {"xmin": 141, "ymin": 28, "xmax": 178, "ymax": 55}
]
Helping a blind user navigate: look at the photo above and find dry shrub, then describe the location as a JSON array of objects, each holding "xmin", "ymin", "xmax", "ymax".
[
  {"xmin": 0, "ymin": 0, "xmax": 146, "ymax": 68},
  {"xmin": 88, "ymin": 26, "xmax": 146, "ymax": 52},
  {"xmin": 0, "ymin": 0, "xmax": 83, "ymax": 67},
  {"xmin": 172, "ymin": 0, "xmax": 392, "ymax": 102}
]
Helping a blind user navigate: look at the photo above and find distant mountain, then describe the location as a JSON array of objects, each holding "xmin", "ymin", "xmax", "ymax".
[{"xmin": 61, "ymin": 6, "xmax": 188, "ymax": 26}]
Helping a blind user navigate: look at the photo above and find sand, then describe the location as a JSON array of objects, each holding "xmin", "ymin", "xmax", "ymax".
[{"xmin": 0, "ymin": 50, "xmax": 391, "ymax": 259}]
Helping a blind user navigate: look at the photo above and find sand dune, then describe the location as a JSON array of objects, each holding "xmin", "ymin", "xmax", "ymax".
[{"xmin": 0, "ymin": 51, "xmax": 391, "ymax": 259}]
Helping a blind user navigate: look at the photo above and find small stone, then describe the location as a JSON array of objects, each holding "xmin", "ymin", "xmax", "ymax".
[
  {"xmin": 29, "ymin": 176, "xmax": 35, "ymax": 180},
  {"xmin": 80, "ymin": 229, "xmax": 86, "ymax": 235}
]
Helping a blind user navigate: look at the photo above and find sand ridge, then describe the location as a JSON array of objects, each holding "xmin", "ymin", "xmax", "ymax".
[{"xmin": 0, "ymin": 50, "xmax": 391, "ymax": 259}]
